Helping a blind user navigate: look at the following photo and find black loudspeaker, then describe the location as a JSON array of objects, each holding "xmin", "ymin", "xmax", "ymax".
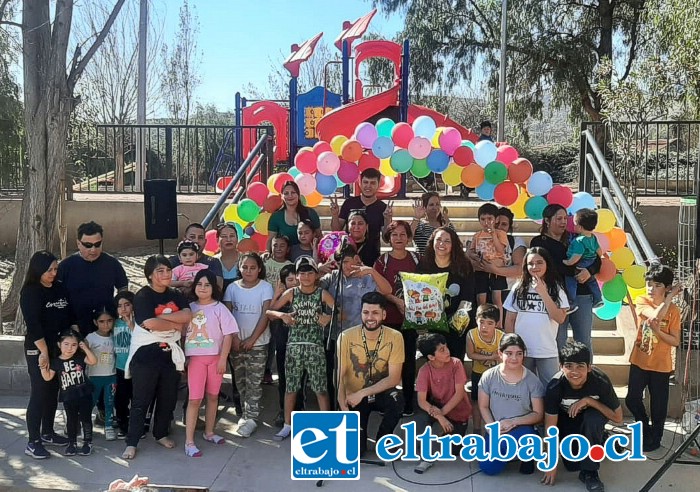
[{"xmin": 143, "ymin": 179, "xmax": 179, "ymax": 240}]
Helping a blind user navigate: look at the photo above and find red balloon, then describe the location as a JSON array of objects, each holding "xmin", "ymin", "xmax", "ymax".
[
  {"xmin": 263, "ymin": 194, "xmax": 282, "ymax": 212},
  {"xmin": 496, "ymin": 145, "xmax": 519, "ymax": 165},
  {"xmin": 453, "ymin": 146, "xmax": 475, "ymax": 167},
  {"xmin": 508, "ymin": 158, "xmax": 533, "ymax": 184},
  {"xmin": 294, "ymin": 148, "xmax": 317, "ymax": 173},
  {"xmin": 250, "ymin": 233, "xmax": 268, "ymax": 252},
  {"xmin": 237, "ymin": 237, "xmax": 258, "ymax": 253},
  {"xmin": 313, "ymin": 141, "xmax": 333, "ymax": 156},
  {"xmin": 547, "ymin": 185, "xmax": 574, "ymax": 208},
  {"xmin": 358, "ymin": 152, "xmax": 380, "ymax": 171},
  {"xmin": 391, "ymin": 122, "xmax": 414, "ymax": 148},
  {"xmin": 596, "ymin": 258, "xmax": 617, "ymax": 283},
  {"xmin": 273, "ymin": 172, "xmax": 294, "ymax": 193},
  {"xmin": 493, "ymin": 182, "xmax": 519, "ymax": 206},
  {"xmin": 246, "ymin": 182, "xmax": 269, "ymax": 207}
]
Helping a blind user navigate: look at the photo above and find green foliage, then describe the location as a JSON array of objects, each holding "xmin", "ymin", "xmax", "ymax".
[
  {"xmin": 374, "ymin": 0, "xmax": 645, "ymax": 127},
  {"xmin": 517, "ymin": 143, "xmax": 579, "ymax": 184}
]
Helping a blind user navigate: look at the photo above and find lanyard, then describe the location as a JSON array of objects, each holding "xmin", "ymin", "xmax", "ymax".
[{"xmin": 361, "ymin": 326, "xmax": 384, "ymax": 383}]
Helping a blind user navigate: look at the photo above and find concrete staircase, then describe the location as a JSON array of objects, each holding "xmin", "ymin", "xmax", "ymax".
[{"xmin": 315, "ymin": 197, "xmax": 634, "ymax": 393}]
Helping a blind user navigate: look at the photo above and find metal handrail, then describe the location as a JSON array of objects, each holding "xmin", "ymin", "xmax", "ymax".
[
  {"xmin": 582, "ymin": 129, "xmax": 660, "ymax": 266},
  {"xmin": 201, "ymin": 132, "xmax": 271, "ymax": 228}
]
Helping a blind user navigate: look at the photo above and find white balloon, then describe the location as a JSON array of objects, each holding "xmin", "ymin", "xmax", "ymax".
[{"xmin": 473, "ymin": 140, "xmax": 498, "ymax": 167}]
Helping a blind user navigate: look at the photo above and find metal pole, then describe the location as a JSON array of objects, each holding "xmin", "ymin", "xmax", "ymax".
[
  {"xmin": 497, "ymin": 0, "xmax": 507, "ymax": 142},
  {"xmin": 135, "ymin": 0, "xmax": 148, "ymax": 191}
]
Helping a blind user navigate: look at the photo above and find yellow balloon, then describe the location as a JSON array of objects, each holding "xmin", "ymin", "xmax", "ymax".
[
  {"xmin": 611, "ymin": 247, "xmax": 635, "ymax": 270},
  {"xmin": 622, "ymin": 264, "xmax": 646, "ymax": 289},
  {"xmin": 379, "ymin": 158, "xmax": 398, "ymax": 177},
  {"xmin": 595, "ymin": 208, "xmax": 616, "ymax": 233},
  {"xmin": 267, "ymin": 174, "xmax": 279, "ymax": 195},
  {"xmin": 223, "ymin": 204, "xmax": 241, "ymax": 224},
  {"xmin": 442, "ymin": 163, "xmax": 463, "ymax": 187},
  {"xmin": 330, "ymin": 135, "xmax": 348, "ymax": 156},
  {"xmin": 511, "ymin": 188, "xmax": 530, "ymax": 219},
  {"xmin": 628, "ymin": 285, "xmax": 646, "ymax": 303},
  {"xmin": 253, "ymin": 212, "xmax": 271, "ymax": 235},
  {"xmin": 432, "ymin": 127, "xmax": 445, "ymax": 148}
]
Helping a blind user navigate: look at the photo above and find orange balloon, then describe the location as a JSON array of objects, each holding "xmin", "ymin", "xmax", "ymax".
[
  {"xmin": 461, "ymin": 164, "xmax": 485, "ymax": 188},
  {"xmin": 606, "ymin": 227, "xmax": 627, "ymax": 251},
  {"xmin": 340, "ymin": 139, "xmax": 363, "ymax": 162},
  {"xmin": 237, "ymin": 238, "xmax": 258, "ymax": 253},
  {"xmin": 304, "ymin": 190, "xmax": 323, "ymax": 207},
  {"xmin": 508, "ymin": 158, "xmax": 533, "ymax": 184},
  {"xmin": 263, "ymin": 194, "xmax": 283, "ymax": 213},
  {"xmin": 596, "ymin": 258, "xmax": 617, "ymax": 283}
]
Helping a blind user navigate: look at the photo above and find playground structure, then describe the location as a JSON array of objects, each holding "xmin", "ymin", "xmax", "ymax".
[{"xmin": 207, "ymin": 9, "xmax": 477, "ymax": 198}]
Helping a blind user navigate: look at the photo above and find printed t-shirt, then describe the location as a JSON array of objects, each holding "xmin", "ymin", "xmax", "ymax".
[
  {"xmin": 223, "ymin": 280, "xmax": 274, "ymax": 346},
  {"xmin": 630, "ymin": 295, "xmax": 681, "ymax": 373},
  {"xmin": 86, "ymin": 332, "xmax": 115, "ymax": 377},
  {"xmin": 185, "ymin": 301, "xmax": 239, "ymax": 356},
  {"xmin": 478, "ymin": 365, "xmax": 544, "ymax": 422}
]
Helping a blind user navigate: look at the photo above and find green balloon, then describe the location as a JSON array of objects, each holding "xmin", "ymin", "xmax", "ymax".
[
  {"xmin": 410, "ymin": 158, "xmax": 431, "ymax": 178},
  {"xmin": 524, "ymin": 196, "xmax": 548, "ymax": 220},
  {"xmin": 390, "ymin": 149, "xmax": 413, "ymax": 173},
  {"xmin": 238, "ymin": 198, "xmax": 261, "ymax": 222},
  {"xmin": 484, "ymin": 161, "xmax": 508, "ymax": 184},
  {"xmin": 464, "ymin": 140, "xmax": 476, "ymax": 149},
  {"xmin": 376, "ymin": 118, "xmax": 395, "ymax": 138},
  {"xmin": 602, "ymin": 275, "xmax": 627, "ymax": 302}
]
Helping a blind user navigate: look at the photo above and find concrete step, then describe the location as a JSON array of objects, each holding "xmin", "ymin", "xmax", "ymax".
[{"xmin": 318, "ymin": 216, "xmax": 542, "ymax": 233}]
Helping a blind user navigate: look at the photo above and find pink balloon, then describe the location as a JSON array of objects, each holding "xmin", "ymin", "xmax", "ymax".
[
  {"xmin": 391, "ymin": 122, "xmax": 414, "ymax": 148},
  {"xmin": 316, "ymin": 151, "xmax": 340, "ymax": 176},
  {"xmin": 313, "ymin": 141, "xmax": 333, "ymax": 156},
  {"xmin": 496, "ymin": 145, "xmax": 519, "ymax": 165},
  {"xmin": 407, "ymin": 137, "xmax": 432, "ymax": 159},
  {"xmin": 594, "ymin": 232, "xmax": 610, "ymax": 253},
  {"xmin": 547, "ymin": 184, "xmax": 574, "ymax": 208},
  {"xmin": 204, "ymin": 229, "xmax": 219, "ymax": 254},
  {"xmin": 294, "ymin": 173, "xmax": 317, "ymax": 196},
  {"xmin": 337, "ymin": 160, "xmax": 360, "ymax": 184},
  {"xmin": 294, "ymin": 148, "xmax": 317, "ymax": 174},
  {"xmin": 246, "ymin": 182, "xmax": 269, "ymax": 207},
  {"xmin": 354, "ymin": 122, "xmax": 378, "ymax": 149},
  {"xmin": 438, "ymin": 128, "xmax": 462, "ymax": 156},
  {"xmin": 566, "ymin": 215, "xmax": 576, "ymax": 234}
]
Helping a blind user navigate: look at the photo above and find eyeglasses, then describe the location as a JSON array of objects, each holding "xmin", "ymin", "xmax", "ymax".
[{"xmin": 79, "ymin": 240, "xmax": 103, "ymax": 249}]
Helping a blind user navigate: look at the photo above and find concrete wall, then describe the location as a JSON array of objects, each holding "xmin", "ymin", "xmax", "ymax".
[{"xmin": 0, "ymin": 336, "xmax": 30, "ymax": 392}]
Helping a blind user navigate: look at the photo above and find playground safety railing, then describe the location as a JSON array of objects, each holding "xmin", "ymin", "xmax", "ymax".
[
  {"xmin": 202, "ymin": 132, "xmax": 274, "ymax": 229},
  {"xmin": 68, "ymin": 123, "xmax": 272, "ymax": 194},
  {"xmin": 579, "ymin": 121, "xmax": 698, "ymax": 197},
  {"xmin": 580, "ymin": 128, "xmax": 660, "ymax": 267}
]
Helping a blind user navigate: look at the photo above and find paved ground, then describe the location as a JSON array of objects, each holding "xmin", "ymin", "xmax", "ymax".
[{"xmin": 0, "ymin": 384, "xmax": 697, "ymax": 492}]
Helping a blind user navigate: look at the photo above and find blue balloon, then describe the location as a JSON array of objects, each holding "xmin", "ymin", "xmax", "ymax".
[
  {"xmin": 412, "ymin": 115, "xmax": 437, "ymax": 139},
  {"xmin": 315, "ymin": 173, "xmax": 338, "ymax": 196},
  {"xmin": 335, "ymin": 175, "xmax": 344, "ymax": 188},
  {"xmin": 372, "ymin": 136, "xmax": 394, "ymax": 159},
  {"xmin": 288, "ymin": 166, "xmax": 301, "ymax": 178},
  {"xmin": 526, "ymin": 171, "xmax": 553, "ymax": 196},
  {"xmin": 594, "ymin": 299, "xmax": 622, "ymax": 320},
  {"xmin": 426, "ymin": 149, "xmax": 450, "ymax": 173},
  {"xmin": 476, "ymin": 181, "xmax": 496, "ymax": 200},
  {"xmin": 568, "ymin": 191, "xmax": 597, "ymax": 214}
]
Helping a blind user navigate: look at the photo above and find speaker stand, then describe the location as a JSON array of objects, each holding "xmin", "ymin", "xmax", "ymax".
[{"xmin": 159, "ymin": 239, "xmax": 164, "ymax": 255}]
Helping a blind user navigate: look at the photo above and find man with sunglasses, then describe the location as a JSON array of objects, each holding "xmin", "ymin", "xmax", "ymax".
[{"xmin": 57, "ymin": 221, "xmax": 129, "ymax": 335}]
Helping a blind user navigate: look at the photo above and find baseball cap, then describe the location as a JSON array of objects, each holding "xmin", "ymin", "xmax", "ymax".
[{"xmin": 295, "ymin": 256, "xmax": 318, "ymax": 273}]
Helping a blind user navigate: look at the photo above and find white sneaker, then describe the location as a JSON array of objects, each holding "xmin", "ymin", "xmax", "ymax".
[
  {"xmin": 273, "ymin": 424, "xmax": 291, "ymax": 441},
  {"xmin": 414, "ymin": 460, "xmax": 433, "ymax": 474},
  {"xmin": 237, "ymin": 419, "xmax": 257, "ymax": 438}
]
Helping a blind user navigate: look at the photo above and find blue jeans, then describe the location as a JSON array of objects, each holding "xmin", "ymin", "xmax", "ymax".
[
  {"xmin": 91, "ymin": 375, "xmax": 116, "ymax": 428},
  {"xmin": 524, "ymin": 357, "xmax": 561, "ymax": 387},
  {"xmin": 564, "ymin": 259, "xmax": 602, "ymax": 308},
  {"xmin": 479, "ymin": 425, "xmax": 538, "ymax": 475},
  {"xmin": 557, "ymin": 294, "xmax": 593, "ymax": 355}
]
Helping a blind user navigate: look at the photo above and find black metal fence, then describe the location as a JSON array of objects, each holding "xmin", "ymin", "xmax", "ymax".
[
  {"xmin": 66, "ymin": 124, "xmax": 274, "ymax": 194},
  {"xmin": 580, "ymin": 121, "xmax": 699, "ymax": 197}
]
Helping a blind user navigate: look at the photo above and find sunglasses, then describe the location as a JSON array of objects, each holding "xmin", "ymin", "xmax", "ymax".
[{"xmin": 79, "ymin": 240, "xmax": 102, "ymax": 249}]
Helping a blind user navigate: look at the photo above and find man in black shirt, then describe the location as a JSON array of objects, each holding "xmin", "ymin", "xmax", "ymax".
[
  {"xmin": 330, "ymin": 168, "xmax": 389, "ymax": 254},
  {"xmin": 542, "ymin": 341, "xmax": 623, "ymax": 492}
]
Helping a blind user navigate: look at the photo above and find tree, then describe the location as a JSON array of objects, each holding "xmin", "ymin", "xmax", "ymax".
[
  {"xmin": 0, "ymin": 0, "xmax": 127, "ymax": 329},
  {"xmin": 161, "ymin": 0, "xmax": 200, "ymax": 124},
  {"xmin": 374, "ymin": 0, "xmax": 646, "ymax": 128}
]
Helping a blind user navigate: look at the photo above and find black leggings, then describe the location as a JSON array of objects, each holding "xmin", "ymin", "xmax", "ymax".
[
  {"xmin": 625, "ymin": 364, "xmax": 671, "ymax": 447},
  {"xmin": 115, "ymin": 369, "xmax": 132, "ymax": 433},
  {"xmin": 126, "ymin": 346, "xmax": 180, "ymax": 447},
  {"xmin": 25, "ymin": 351, "xmax": 59, "ymax": 442},
  {"xmin": 64, "ymin": 395, "xmax": 94, "ymax": 443}
]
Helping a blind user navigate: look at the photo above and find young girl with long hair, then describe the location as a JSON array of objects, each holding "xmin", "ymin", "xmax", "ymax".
[{"xmin": 503, "ymin": 247, "xmax": 568, "ymax": 386}]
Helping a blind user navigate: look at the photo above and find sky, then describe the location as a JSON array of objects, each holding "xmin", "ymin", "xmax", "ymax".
[{"xmin": 156, "ymin": 0, "xmax": 406, "ymax": 112}]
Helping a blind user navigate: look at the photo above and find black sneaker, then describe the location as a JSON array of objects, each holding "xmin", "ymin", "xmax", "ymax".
[
  {"xmin": 41, "ymin": 433, "xmax": 70, "ymax": 446},
  {"xmin": 78, "ymin": 442, "xmax": 93, "ymax": 456},
  {"xmin": 579, "ymin": 471, "xmax": 605, "ymax": 492},
  {"xmin": 402, "ymin": 407, "xmax": 415, "ymax": 417},
  {"xmin": 117, "ymin": 428, "xmax": 127, "ymax": 439},
  {"xmin": 64, "ymin": 442, "xmax": 78, "ymax": 456},
  {"xmin": 94, "ymin": 409, "xmax": 105, "ymax": 427},
  {"xmin": 24, "ymin": 441, "xmax": 50, "ymax": 459}
]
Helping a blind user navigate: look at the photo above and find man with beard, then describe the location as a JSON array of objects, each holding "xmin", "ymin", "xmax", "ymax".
[
  {"xmin": 169, "ymin": 222, "xmax": 224, "ymax": 289},
  {"xmin": 330, "ymin": 168, "xmax": 389, "ymax": 253},
  {"xmin": 336, "ymin": 292, "xmax": 404, "ymax": 455}
]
